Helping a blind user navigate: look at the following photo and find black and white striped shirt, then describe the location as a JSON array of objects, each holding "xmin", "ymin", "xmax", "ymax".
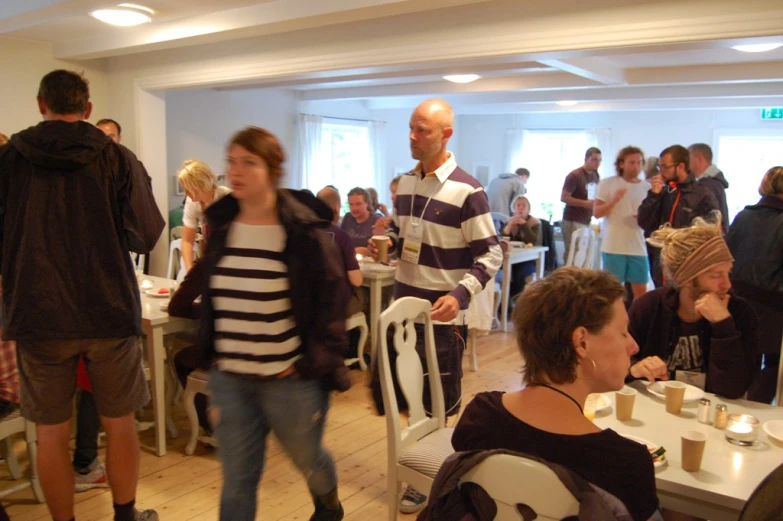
[{"xmin": 209, "ymin": 222, "xmax": 302, "ymax": 376}]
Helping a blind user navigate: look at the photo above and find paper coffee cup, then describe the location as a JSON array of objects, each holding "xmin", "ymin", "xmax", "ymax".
[
  {"xmin": 681, "ymin": 431, "xmax": 707, "ymax": 472},
  {"xmin": 372, "ymin": 235, "xmax": 390, "ymax": 263},
  {"xmin": 665, "ymin": 381, "xmax": 686, "ymax": 414},
  {"xmin": 615, "ymin": 387, "xmax": 637, "ymax": 421}
]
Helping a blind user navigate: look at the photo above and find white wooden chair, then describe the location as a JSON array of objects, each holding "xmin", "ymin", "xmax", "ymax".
[
  {"xmin": 130, "ymin": 251, "xmax": 146, "ymax": 274},
  {"xmin": 458, "ymin": 454, "xmax": 579, "ymax": 521},
  {"xmin": 167, "ymin": 239, "xmax": 186, "ymax": 281},
  {"xmin": 565, "ymin": 227, "xmax": 597, "ymax": 269},
  {"xmin": 0, "ymin": 411, "xmax": 45, "ymax": 503},
  {"xmin": 344, "ymin": 312, "xmax": 369, "ymax": 371},
  {"xmin": 378, "ymin": 297, "xmax": 455, "ymax": 521},
  {"xmin": 183, "ymin": 369, "xmax": 216, "ymax": 455}
]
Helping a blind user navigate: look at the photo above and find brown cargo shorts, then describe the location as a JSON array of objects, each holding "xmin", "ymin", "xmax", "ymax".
[{"xmin": 16, "ymin": 336, "xmax": 150, "ymax": 425}]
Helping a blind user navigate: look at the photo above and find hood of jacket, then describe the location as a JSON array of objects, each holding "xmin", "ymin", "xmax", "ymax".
[
  {"xmin": 698, "ymin": 165, "xmax": 729, "ymax": 188},
  {"xmin": 9, "ymin": 120, "xmax": 112, "ymax": 172}
]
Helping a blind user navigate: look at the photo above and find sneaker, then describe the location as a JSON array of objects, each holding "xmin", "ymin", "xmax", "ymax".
[
  {"xmin": 399, "ymin": 485, "xmax": 427, "ymax": 514},
  {"xmin": 134, "ymin": 509, "xmax": 159, "ymax": 521},
  {"xmin": 74, "ymin": 461, "xmax": 109, "ymax": 492}
]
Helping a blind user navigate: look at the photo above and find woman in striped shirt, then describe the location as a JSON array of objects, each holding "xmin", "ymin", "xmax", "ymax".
[{"xmin": 197, "ymin": 127, "xmax": 350, "ymax": 521}]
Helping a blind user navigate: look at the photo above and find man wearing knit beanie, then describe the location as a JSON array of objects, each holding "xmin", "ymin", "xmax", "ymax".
[{"xmin": 625, "ymin": 220, "xmax": 758, "ymax": 399}]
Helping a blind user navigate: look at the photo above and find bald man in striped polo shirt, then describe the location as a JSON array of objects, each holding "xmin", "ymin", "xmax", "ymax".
[{"xmin": 370, "ymin": 98, "xmax": 502, "ymax": 514}]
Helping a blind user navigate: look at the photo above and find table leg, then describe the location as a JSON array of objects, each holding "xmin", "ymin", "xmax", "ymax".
[
  {"xmin": 536, "ymin": 251, "xmax": 545, "ymax": 279},
  {"xmin": 501, "ymin": 254, "xmax": 511, "ymax": 332},
  {"xmin": 369, "ymin": 279, "xmax": 382, "ymax": 369},
  {"xmin": 143, "ymin": 323, "xmax": 167, "ymax": 457}
]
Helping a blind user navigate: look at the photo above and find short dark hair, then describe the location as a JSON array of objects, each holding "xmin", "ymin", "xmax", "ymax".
[
  {"xmin": 585, "ymin": 147, "xmax": 601, "ymax": 160},
  {"xmin": 660, "ymin": 145, "xmax": 689, "ymax": 169},
  {"xmin": 687, "ymin": 143, "xmax": 713, "ymax": 164},
  {"xmin": 227, "ymin": 126, "xmax": 286, "ymax": 186},
  {"xmin": 38, "ymin": 70, "xmax": 90, "ymax": 115},
  {"xmin": 614, "ymin": 146, "xmax": 645, "ymax": 176},
  {"xmin": 513, "ymin": 267, "xmax": 625, "ymax": 386},
  {"xmin": 347, "ymin": 187, "xmax": 371, "ymax": 206},
  {"xmin": 515, "ymin": 168, "xmax": 530, "ymax": 178},
  {"xmin": 96, "ymin": 118, "xmax": 122, "ymax": 136}
]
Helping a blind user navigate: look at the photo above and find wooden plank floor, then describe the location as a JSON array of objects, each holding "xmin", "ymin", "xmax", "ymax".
[{"xmin": 2, "ymin": 330, "xmax": 523, "ymax": 520}]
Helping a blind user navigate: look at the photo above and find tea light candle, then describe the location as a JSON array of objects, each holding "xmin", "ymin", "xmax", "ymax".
[{"xmin": 725, "ymin": 414, "xmax": 759, "ymax": 446}]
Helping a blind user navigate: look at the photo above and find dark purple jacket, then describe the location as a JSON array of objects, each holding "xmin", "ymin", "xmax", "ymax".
[
  {"xmin": 196, "ymin": 190, "xmax": 351, "ymax": 392},
  {"xmin": 628, "ymin": 287, "xmax": 758, "ymax": 399}
]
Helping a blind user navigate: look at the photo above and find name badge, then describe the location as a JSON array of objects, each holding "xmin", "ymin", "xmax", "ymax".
[
  {"xmin": 401, "ymin": 221, "xmax": 424, "ymax": 265},
  {"xmin": 676, "ymin": 370, "xmax": 706, "ymax": 390}
]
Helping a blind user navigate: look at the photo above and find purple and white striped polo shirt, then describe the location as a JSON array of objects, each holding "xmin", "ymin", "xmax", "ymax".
[{"xmin": 388, "ymin": 153, "xmax": 502, "ymax": 310}]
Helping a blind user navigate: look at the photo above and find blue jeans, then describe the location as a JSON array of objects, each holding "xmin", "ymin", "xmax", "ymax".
[{"xmin": 209, "ymin": 369, "xmax": 337, "ymax": 521}]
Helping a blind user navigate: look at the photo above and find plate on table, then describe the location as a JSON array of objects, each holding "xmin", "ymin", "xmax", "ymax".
[
  {"xmin": 619, "ymin": 434, "xmax": 668, "ymax": 468},
  {"xmin": 763, "ymin": 420, "xmax": 783, "ymax": 444},
  {"xmin": 647, "ymin": 381, "xmax": 705, "ymax": 404},
  {"xmin": 588, "ymin": 393, "xmax": 612, "ymax": 413},
  {"xmin": 144, "ymin": 288, "xmax": 170, "ymax": 298}
]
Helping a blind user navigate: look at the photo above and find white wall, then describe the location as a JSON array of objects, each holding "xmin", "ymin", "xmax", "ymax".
[
  {"xmin": 456, "ymin": 109, "xmax": 781, "ymax": 182},
  {"xmin": 166, "ymin": 87, "xmax": 298, "ymax": 210},
  {"xmin": 0, "ymin": 37, "xmax": 108, "ymax": 137}
]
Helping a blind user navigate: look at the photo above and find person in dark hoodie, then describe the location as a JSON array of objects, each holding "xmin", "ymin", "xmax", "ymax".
[
  {"xmin": 726, "ymin": 166, "xmax": 783, "ymax": 403},
  {"xmin": 637, "ymin": 145, "xmax": 719, "ymax": 286},
  {"xmin": 0, "ymin": 70, "xmax": 164, "ymax": 521},
  {"xmin": 628, "ymin": 221, "xmax": 757, "ymax": 399},
  {"xmin": 688, "ymin": 143, "xmax": 730, "ymax": 233},
  {"xmin": 199, "ymin": 127, "xmax": 349, "ymax": 521}
]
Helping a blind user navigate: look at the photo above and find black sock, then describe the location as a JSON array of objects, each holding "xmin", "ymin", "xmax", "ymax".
[{"xmin": 113, "ymin": 499, "xmax": 135, "ymax": 521}]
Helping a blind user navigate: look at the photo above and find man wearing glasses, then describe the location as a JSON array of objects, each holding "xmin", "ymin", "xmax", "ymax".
[{"xmin": 638, "ymin": 144, "xmax": 719, "ymax": 286}]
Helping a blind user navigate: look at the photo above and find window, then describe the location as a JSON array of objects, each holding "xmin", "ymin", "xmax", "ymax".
[
  {"xmin": 512, "ymin": 130, "xmax": 607, "ymax": 223},
  {"xmin": 300, "ymin": 117, "xmax": 384, "ymax": 216},
  {"xmin": 715, "ymin": 131, "xmax": 783, "ymax": 219}
]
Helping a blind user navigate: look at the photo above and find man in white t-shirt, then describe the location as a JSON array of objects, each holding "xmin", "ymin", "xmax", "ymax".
[{"xmin": 594, "ymin": 146, "xmax": 651, "ymax": 300}]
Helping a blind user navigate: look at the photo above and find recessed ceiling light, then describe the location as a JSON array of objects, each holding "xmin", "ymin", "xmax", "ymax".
[
  {"xmin": 732, "ymin": 43, "xmax": 783, "ymax": 53},
  {"xmin": 443, "ymin": 74, "xmax": 481, "ymax": 84},
  {"xmin": 556, "ymin": 100, "xmax": 578, "ymax": 107},
  {"xmin": 90, "ymin": 4, "xmax": 154, "ymax": 27}
]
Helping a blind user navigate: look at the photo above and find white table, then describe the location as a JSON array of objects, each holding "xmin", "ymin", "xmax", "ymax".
[
  {"xmin": 140, "ymin": 275, "xmax": 196, "ymax": 456},
  {"xmin": 360, "ymin": 262, "xmax": 395, "ymax": 365},
  {"xmin": 500, "ymin": 246, "xmax": 548, "ymax": 331},
  {"xmin": 595, "ymin": 381, "xmax": 783, "ymax": 520}
]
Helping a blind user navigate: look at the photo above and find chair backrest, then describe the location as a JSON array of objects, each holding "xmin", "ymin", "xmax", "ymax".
[
  {"xmin": 565, "ymin": 227, "xmax": 596, "ymax": 268},
  {"xmin": 739, "ymin": 462, "xmax": 783, "ymax": 521},
  {"xmin": 458, "ymin": 454, "xmax": 580, "ymax": 521},
  {"xmin": 491, "ymin": 212, "xmax": 510, "ymax": 236},
  {"xmin": 129, "ymin": 252, "xmax": 146, "ymax": 274},
  {"xmin": 378, "ymin": 297, "xmax": 445, "ymax": 459}
]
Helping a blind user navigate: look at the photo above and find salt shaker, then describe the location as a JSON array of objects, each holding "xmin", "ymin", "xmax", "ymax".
[
  {"xmin": 698, "ymin": 398, "xmax": 711, "ymax": 424},
  {"xmin": 714, "ymin": 404, "xmax": 728, "ymax": 429}
]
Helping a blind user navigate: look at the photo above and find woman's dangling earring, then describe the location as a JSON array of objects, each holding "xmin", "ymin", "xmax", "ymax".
[{"xmin": 579, "ymin": 357, "xmax": 598, "ymax": 380}]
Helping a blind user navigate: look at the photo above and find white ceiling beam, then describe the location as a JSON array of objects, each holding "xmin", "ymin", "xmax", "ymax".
[
  {"xmin": 539, "ymin": 57, "xmax": 627, "ymax": 85},
  {"xmin": 626, "ymin": 61, "xmax": 783, "ymax": 85},
  {"xmin": 297, "ymin": 72, "xmax": 597, "ymax": 101},
  {"xmin": 52, "ymin": 0, "xmax": 491, "ymax": 60},
  {"xmin": 449, "ymin": 97, "xmax": 783, "ymax": 115}
]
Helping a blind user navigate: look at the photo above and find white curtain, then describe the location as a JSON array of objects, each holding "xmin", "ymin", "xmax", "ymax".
[
  {"xmin": 586, "ymin": 128, "xmax": 612, "ymax": 177},
  {"xmin": 295, "ymin": 114, "xmax": 323, "ymax": 190},
  {"xmin": 504, "ymin": 128, "xmax": 526, "ymax": 175},
  {"xmin": 368, "ymin": 120, "xmax": 387, "ymax": 194}
]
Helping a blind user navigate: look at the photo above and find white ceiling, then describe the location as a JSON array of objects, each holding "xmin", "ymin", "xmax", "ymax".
[{"xmin": 2, "ymin": 0, "xmax": 783, "ymax": 113}]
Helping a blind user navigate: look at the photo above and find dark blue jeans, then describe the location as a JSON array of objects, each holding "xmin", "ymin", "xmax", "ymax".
[{"xmin": 209, "ymin": 369, "xmax": 337, "ymax": 521}]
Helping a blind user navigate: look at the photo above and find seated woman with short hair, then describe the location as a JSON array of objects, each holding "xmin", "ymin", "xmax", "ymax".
[{"xmin": 452, "ymin": 267, "xmax": 659, "ymax": 521}]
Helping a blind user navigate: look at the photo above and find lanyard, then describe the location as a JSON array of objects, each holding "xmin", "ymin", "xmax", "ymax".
[{"xmin": 410, "ymin": 172, "xmax": 444, "ymax": 228}]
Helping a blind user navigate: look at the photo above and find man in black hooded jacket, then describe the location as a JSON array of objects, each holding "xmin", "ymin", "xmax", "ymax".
[{"xmin": 0, "ymin": 70, "xmax": 164, "ymax": 521}]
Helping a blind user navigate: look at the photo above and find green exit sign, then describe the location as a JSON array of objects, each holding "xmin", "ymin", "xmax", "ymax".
[{"xmin": 761, "ymin": 108, "xmax": 783, "ymax": 120}]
